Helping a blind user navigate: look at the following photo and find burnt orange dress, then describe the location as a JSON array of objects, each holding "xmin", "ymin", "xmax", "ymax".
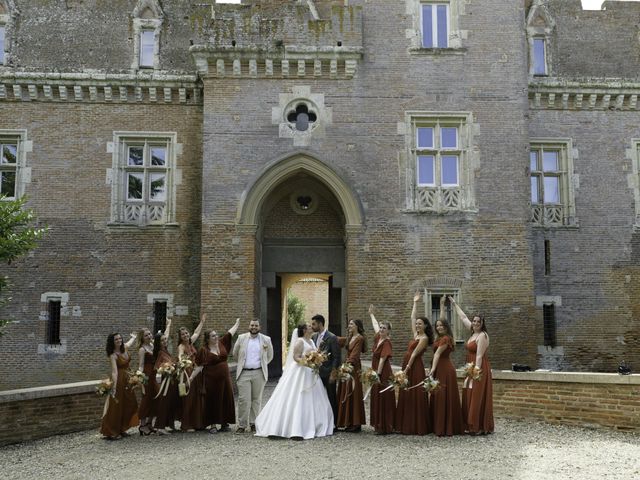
[
  {"xmin": 197, "ymin": 332, "xmax": 236, "ymax": 427},
  {"xmin": 461, "ymin": 335, "xmax": 494, "ymax": 434},
  {"xmin": 395, "ymin": 338, "xmax": 431, "ymax": 435},
  {"xmin": 153, "ymin": 348, "xmax": 178, "ymax": 430},
  {"xmin": 137, "ymin": 350, "xmax": 158, "ymax": 419},
  {"xmin": 100, "ymin": 353, "xmax": 139, "ymax": 438},
  {"xmin": 336, "ymin": 336, "xmax": 366, "ymax": 429},
  {"xmin": 369, "ymin": 333, "xmax": 395, "ymax": 434},
  {"xmin": 430, "ymin": 336, "xmax": 463, "ymax": 436},
  {"xmin": 179, "ymin": 343, "xmax": 205, "ymax": 430}
]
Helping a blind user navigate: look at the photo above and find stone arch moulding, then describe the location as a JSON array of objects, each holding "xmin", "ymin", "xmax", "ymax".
[
  {"xmin": 132, "ymin": 0, "xmax": 164, "ymax": 19},
  {"xmin": 236, "ymin": 152, "xmax": 364, "ymax": 230}
]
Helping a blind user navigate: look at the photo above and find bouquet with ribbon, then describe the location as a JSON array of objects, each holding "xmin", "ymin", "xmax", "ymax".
[
  {"xmin": 95, "ymin": 378, "xmax": 114, "ymax": 397},
  {"xmin": 360, "ymin": 368, "xmax": 380, "ymax": 400},
  {"xmin": 175, "ymin": 354, "xmax": 193, "ymax": 397},
  {"xmin": 298, "ymin": 350, "xmax": 328, "ymax": 375},
  {"xmin": 407, "ymin": 375, "xmax": 441, "ymax": 394},
  {"xmin": 380, "ymin": 370, "xmax": 409, "ymax": 404},
  {"xmin": 154, "ymin": 361, "xmax": 176, "ymax": 399},
  {"xmin": 462, "ymin": 362, "xmax": 482, "ymax": 382},
  {"xmin": 336, "ymin": 362, "xmax": 355, "ymax": 404}
]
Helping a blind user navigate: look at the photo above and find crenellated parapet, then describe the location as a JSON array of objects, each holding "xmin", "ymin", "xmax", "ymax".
[{"xmin": 189, "ymin": 1, "xmax": 363, "ymax": 79}]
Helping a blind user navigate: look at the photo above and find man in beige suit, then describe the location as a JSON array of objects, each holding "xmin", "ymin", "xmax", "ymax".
[{"xmin": 233, "ymin": 319, "xmax": 274, "ymax": 433}]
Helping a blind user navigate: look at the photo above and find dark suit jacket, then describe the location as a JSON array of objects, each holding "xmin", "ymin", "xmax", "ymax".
[{"xmin": 313, "ymin": 330, "xmax": 341, "ymax": 379}]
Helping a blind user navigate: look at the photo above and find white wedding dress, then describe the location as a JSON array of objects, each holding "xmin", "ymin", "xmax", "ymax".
[{"xmin": 254, "ymin": 335, "xmax": 334, "ymax": 439}]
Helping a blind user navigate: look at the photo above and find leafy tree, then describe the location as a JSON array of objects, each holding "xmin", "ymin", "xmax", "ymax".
[
  {"xmin": 287, "ymin": 291, "xmax": 306, "ymax": 340},
  {"xmin": 0, "ymin": 195, "xmax": 47, "ymax": 336}
]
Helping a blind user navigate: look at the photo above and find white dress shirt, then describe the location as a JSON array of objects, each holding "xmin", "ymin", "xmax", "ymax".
[{"xmin": 244, "ymin": 336, "xmax": 262, "ymax": 369}]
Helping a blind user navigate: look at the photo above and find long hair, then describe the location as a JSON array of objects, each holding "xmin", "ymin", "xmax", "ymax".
[
  {"xmin": 417, "ymin": 316, "xmax": 434, "ymax": 346},
  {"xmin": 471, "ymin": 314, "xmax": 488, "ymax": 334},
  {"xmin": 202, "ymin": 330, "xmax": 217, "ymax": 348},
  {"xmin": 177, "ymin": 327, "xmax": 191, "ymax": 347},
  {"xmin": 435, "ymin": 319, "xmax": 454, "ymax": 350},
  {"xmin": 347, "ymin": 319, "xmax": 367, "ymax": 352},
  {"xmin": 106, "ymin": 333, "xmax": 124, "ymax": 357},
  {"xmin": 136, "ymin": 328, "xmax": 151, "ymax": 349},
  {"xmin": 152, "ymin": 331, "xmax": 165, "ymax": 361}
]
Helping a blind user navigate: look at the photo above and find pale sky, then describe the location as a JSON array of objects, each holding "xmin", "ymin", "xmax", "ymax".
[{"xmin": 217, "ymin": 1, "xmax": 635, "ymax": 10}]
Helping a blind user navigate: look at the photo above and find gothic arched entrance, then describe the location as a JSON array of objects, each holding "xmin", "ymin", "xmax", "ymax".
[{"xmin": 237, "ymin": 154, "xmax": 363, "ymax": 377}]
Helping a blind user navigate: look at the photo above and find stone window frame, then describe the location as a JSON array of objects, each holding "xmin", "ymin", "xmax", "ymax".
[
  {"xmin": 38, "ymin": 291, "xmax": 70, "ymax": 354},
  {"xmin": 626, "ymin": 139, "xmax": 640, "ymax": 230},
  {"xmin": 0, "ymin": 129, "xmax": 31, "ymax": 200},
  {"xmin": 0, "ymin": 0, "xmax": 18, "ymax": 67},
  {"xmin": 401, "ymin": 111, "xmax": 478, "ymax": 214},
  {"xmin": 526, "ymin": 0, "xmax": 554, "ymax": 78},
  {"xmin": 272, "ymin": 86, "xmax": 332, "ymax": 147},
  {"xmin": 107, "ymin": 131, "xmax": 181, "ymax": 227},
  {"xmin": 535, "ymin": 294, "xmax": 561, "ymax": 351},
  {"xmin": 147, "ymin": 293, "xmax": 174, "ymax": 329},
  {"xmin": 530, "ymin": 139, "xmax": 577, "ymax": 228},
  {"xmin": 407, "ymin": 0, "xmax": 467, "ymax": 55},
  {"xmin": 131, "ymin": 1, "xmax": 164, "ymax": 71}
]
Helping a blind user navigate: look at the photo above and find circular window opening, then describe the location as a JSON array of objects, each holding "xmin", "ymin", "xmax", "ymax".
[{"xmin": 286, "ymin": 104, "xmax": 318, "ymax": 132}]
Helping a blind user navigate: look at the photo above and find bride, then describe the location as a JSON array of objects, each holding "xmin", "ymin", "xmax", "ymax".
[{"xmin": 254, "ymin": 322, "xmax": 334, "ymax": 439}]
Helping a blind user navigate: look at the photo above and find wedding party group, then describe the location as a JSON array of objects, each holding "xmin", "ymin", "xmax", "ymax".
[{"xmin": 99, "ymin": 293, "xmax": 493, "ymax": 441}]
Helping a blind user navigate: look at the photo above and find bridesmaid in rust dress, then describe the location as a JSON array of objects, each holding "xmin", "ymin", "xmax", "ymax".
[
  {"xmin": 450, "ymin": 296, "xmax": 494, "ymax": 434},
  {"xmin": 177, "ymin": 313, "xmax": 205, "ymax": 431},
  {"xmin": 152, "ymin": 319, "xmax": 177, "ymax": 434},
  {"xmin": 136, "ymin": 327, "xmax": 158, "ymax": 435},
  {"xmin": 428, "ymin": 297, "xmax": 463, "ymax": 436},
  {"xmin": 192, "ymin": 318, "xmax": 239, "ymax": 433},
  {"xmin": 395, "ymin": 291, "xmax": 433, "ymax": 435},
  {"xmin": 368, "ymin": 305, "xmax": 395, "ymax": 435},
  {"xmin": 100, "ymin": 332, "xmax": 139, "ymax": 440},
  {"xmin": 336, "ymin": 319, "xmax": 366, "ymax": 432}
]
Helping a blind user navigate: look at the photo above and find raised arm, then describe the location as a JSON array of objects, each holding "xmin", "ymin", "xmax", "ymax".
[
  {"xmin": 191, "ymin": 313, "xmax": 206, "ymax": 344},
  {"xmin": 228, "ymin": 317, "xmax": 240, "ymax": 337},
  {"xmin": 439, "ymin": 295, "xmax": 447, "ymax": 322},
  {"xmin": 124, "ymin": 332, "xmax": 137, "ymax": 350},
  {"xmin": 410, "ymin": 291, "xmax": 422, "ymax": 338},
  {"xmin": 475, "ymin": 332, "xmax": 489, "ymax": 370},
  {"xmin": 369, "ymin": 304, "xmax": 380, "ymax": 334},
  {"xmin": 404, "ymin": 336, "xmax": 428, "ymax": 373},
  {"xmin": 163, "ymin": 317, "xmax": 172, "ymax": 338},
  {"xmin": 449, "ymin": 296, "xmax": 471, "ymax": 331}
]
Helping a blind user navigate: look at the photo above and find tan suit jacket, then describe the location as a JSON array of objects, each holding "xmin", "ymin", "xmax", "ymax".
[{"xmin": 233, "ymin": 332, "xmax": 274, "ymax": 381}]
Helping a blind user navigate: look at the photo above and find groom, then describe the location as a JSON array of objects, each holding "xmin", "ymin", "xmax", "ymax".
[{"xmin": 311, "ymin": 314, "xmax": 340, "ymax": 426}]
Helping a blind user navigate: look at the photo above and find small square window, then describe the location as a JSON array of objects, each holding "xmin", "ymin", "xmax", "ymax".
[
  {"xmin": 441, "ymin": 127, "xmax": 458, "ymax": 149},
  {"xmin": 128, "ymin": 146, "xmax": 144, "ymax": 166},
  {"xmin": 417, "ymin": 127, "xmax": 434, "ymax": 149},
  {"xmin": 543, "ymin": 151, "xmax": 558, "ymax": 172}
]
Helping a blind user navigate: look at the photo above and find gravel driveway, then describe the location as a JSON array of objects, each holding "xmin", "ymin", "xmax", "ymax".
[{"xmin": 2, "ymin": 382, "xmax": 638, "ymax": 480}]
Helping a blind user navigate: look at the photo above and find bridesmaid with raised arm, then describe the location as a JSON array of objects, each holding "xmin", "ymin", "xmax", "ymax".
[
  {"xmin": 191, "ymin": 318, "xmax": 239, "ymax": 434},
  {"xmin": 395, "ymin": 291, "xmax": 433, "ymax": 435},
  {"xmin": 136, "ymin": 327, "xmax": 158, "ymax": 435},
  {"xmin": 152, "ymin": 318, "xmax": 176, "ymax": 434},
  {"xmin": 368, "ymin": 305, "xmax": 395, "ymax": 435},
  {"xmin": 428, "ymin": 296, "xmax": 464, "ymax": 436},
  {"xmin": 176, "ymin": 313, "xmax": 206, "ymax": 431},
  {"xmin": 100, "ymin": 332, "xmax": 139, "ymax": 440},
  {"xmin": 336, "ymin": 319, "xmax": 366, "ymax": 432},
  {"xmin": 450, "ymin": 296, "xmax": 494, "ymax": 435}
]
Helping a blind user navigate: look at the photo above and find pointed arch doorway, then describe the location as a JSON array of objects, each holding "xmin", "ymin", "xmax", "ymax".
[{"xmin": 237, "ymin": 154, "xmax": 363, "ymax": 377}]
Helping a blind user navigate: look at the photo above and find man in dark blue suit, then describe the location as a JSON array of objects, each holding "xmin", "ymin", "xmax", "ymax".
[{"xmin": 311, "ymin": 314, "xmax": 341, "ymax": 426}]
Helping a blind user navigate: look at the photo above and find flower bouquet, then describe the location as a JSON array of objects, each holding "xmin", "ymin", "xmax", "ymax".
[
  {"xmin": 127, "ymin": 369, "xmax": 149, "ymax": 394},
  {"xmin": 380, "ymin": 370, "xmax": 410, "ymax": 404},
  {"xmin": 299, "ymin": 350, "xmax": 328, "ymax": 374},
  {"xmin": 462, "ymin": 362, "xmax": 482, "ymax": 382},
  {"xmin": 336, "ymin": 362, "xmax": 354, "ymax": 383},
  {"xmin": 422, "ymin": 376, "xmax": 441, "ymax": 393},
  {"xmin": 155, "ymin": 361, "xmax": 176, "ymax": 399},
  {"xmin": 95, "ymin": 378, "xmax": 114, "ymax": 397},
  {"xmin": 360, "ymin": 368, "xmax": 380, "ymax": 400},
  {"xmin": 176, "ymin": 354, "xmax": 193, "ymax": 397}
]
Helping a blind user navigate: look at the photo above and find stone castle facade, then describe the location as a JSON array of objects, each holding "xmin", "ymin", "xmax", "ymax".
[{"xmin": 1, "ymin": 0, "xmax": 639, "ymax": 389}]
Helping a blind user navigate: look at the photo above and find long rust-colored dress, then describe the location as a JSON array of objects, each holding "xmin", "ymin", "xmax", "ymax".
[
  {"xmin": 395, "ymin": 338, "xmax": 431, "ymax": 435},
  {"xmin": 137, "ymin": 350, "xmax": 158, "ymax": 420},
  {"xmin": 179, "ymin": 343, "xmax": 205, "ymax": 430},
  {"xmin": 197, "ymin": 332, "xmax": 236, "ymax": 427},
  {"xmin": 100, "ymin": 353, "xmax": 139, "ymax": 438},
  {"xmin": 461, "ymin": 335, "xmax": 494, "ymax": 434},
  {"xmin": 336, "ymin": 336, "xmax": 366, "ymax": 429},
  {"xmin": 369, "ymin": 333, "xmax": 395, "ymax": 434},
  {"xmin": 430, "ymin": 336, "xmax": 464, "ymax": 436},
  {"xmin": 153, "ymin": 348, "xmax": 178, "ymax": 430}
]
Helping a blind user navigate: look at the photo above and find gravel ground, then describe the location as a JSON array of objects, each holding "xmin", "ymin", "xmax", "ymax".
[{"xmin": 2, "ymin": 382, "xmax": 638, "ymax": 480}]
